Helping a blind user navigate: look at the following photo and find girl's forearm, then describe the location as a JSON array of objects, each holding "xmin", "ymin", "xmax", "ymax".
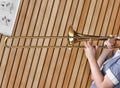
[
  {"xmin": 89, "ymin": 57, "xmax": 105, "ymax": 88},
  {"xmin": 97, "ymin": 49, "xmax": 111, "ymax": 67},
  {"xmin": 91, "ymin": 50, "xmax": 112, "ymax": 81}
]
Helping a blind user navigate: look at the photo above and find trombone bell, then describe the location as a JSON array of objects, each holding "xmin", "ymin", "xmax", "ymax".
[
  {"xmin": 67, "ymin": 26, "xmax": 89, "ymax": 46},
  {"xmin": 68, "ymin": 26, "xmax": 75, "ymax": 46},
  {"xmin": 68, "ymin": 26, "xmax": 84, "ymax": 46}
]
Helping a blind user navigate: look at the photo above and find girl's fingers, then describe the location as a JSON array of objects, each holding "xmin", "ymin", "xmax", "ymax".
[
  {"xmin": 84, "ymin": 41, "xmax": 91, "ymax": 48},
  {"xmin": 84, "ymin": 41, "xmax": 98, "ymax": 49},
  {"xmin": 104, "ymin": 41, "xmax": 113, "ymax": 49},
  {"xmin": 109, "ymin": 35, "xmax": 113, "ymax": 37},
  {"xmin": 87, "ymin": 41, "xmax": 92, "ymax": 47},
  {"xmin": 95, "ymin": 45, "xmax": 98, "ymax": 50}
]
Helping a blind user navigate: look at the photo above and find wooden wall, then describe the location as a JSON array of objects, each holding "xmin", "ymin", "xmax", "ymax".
[{"xmin": 0, "ymin": 0, "xmax": 120, "ymax": 88}]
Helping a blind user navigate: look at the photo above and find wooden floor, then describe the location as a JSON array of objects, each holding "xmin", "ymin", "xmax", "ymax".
[{"xmin": 0, "ymin": 0, "xmax": 120, "ymax": 88}]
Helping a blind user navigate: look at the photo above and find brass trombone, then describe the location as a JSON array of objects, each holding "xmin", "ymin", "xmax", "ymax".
[{"xmin": 3, "ymin": 26, "xmax": 120, "ymax": 48}]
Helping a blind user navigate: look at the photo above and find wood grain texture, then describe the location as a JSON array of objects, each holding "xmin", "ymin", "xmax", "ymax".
[{"xmin": 0, "ymin": 0, "xmax": 120, "ymax": 88}]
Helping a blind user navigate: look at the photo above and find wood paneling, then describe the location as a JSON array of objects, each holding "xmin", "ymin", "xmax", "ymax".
[{"xmin": 0, "ymin": 0, "xmax": 120, "ymax": 88}]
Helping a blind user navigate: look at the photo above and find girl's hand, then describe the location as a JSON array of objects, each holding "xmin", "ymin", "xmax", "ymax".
[
  {"xmin": 84, "ymin": 41, "xmax": 98, "ymax": 60},
  {"xmin": 103, "ymin": 35, "xmax": 116, "ymax": 52}
]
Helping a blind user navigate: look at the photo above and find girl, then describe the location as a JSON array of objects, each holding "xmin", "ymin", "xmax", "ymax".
[{"xmin": 84, "ymin": 36, "xmax": 120, "ymax": 88}]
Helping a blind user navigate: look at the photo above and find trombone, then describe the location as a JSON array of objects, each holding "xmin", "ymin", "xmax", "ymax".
[{"xmin": 3, "ymin": 26, "xmax": 120, "ymax": 48}]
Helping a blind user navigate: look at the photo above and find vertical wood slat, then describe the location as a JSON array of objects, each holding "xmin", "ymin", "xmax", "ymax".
[
  {"xmin": 80, "ymin": 0, "xmax": 97, "ymax": 87},
  {"xmin": 44, "ymin": 0, "xmax": 67, "ymax": 87},
  {"xmin": 74, "ymin": 0, "xmax": 91, "ymax": 87},
  {"xmin": 38, "ymin": 0, "xmax": 60, "ymax": 87},
  {"xmin": 26, "ymin": 0, "xmax": 49, "ymax": 87},
  {"xmin": 60, "ymin": 0, "xmax": 81, "ymax": 88},
  {"xmin": 29, "ymin": 0, "xmax": 54, "ymax": 87},
  {"xmin": 63, "ymin": 0, "xmax": 95, "ymax": 87},
  {"xmin": 52, "ymin": 0, "xmax": 74, "ymax": 87},
  {"xmin": 12, "ymin": 0, "xmax": 36, "ymax": 87},
  {"xmin": 56, "ymin": 0, "xmax": 80, "ymax": 87},
  {"xmin": 19, "ymin": 0, "xmax": 43, "ymax": 88},
  {"xmin": 0, "ymin": 0, "xmax": 119, "ymax": 88}
]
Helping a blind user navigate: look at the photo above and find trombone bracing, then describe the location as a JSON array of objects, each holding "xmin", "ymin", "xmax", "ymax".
[{"xmin": 3, "ymin": 26, "xmax": 120, "ymax": 48}]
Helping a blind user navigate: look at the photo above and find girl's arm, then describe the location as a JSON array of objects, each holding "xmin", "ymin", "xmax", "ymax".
[
  {"xmin": 97, "ymin": 49, "xmax": 112, "ymax": 68},
  {"xmin": 84, "ymin": 41, "xmax": 114, "ymax": 88}
]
